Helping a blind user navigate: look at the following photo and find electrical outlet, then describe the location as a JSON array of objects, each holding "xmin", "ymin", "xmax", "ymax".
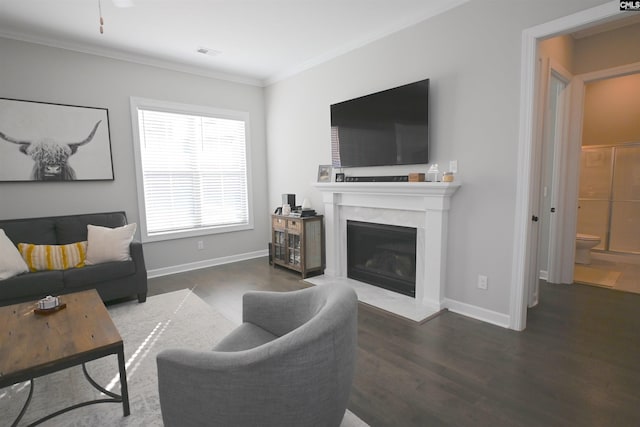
[
  {"xmin": 197, "ymin": 240, "xmax": 204, "ymax": 250},
  {"xmin": 477, "ymin": 275, "xmax": 488, "ymax": 290}
]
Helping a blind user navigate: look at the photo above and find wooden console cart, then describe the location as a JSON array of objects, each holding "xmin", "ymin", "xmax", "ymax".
[{"xmin": 271, "ymin": 214, "xmax": 324, "ymax": 278}]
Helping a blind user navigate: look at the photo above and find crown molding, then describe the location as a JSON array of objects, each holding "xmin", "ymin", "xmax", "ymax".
[
  {"xmin": 1, "ymin": 0, "xmax": 468, "ymax": 89},
  {"xmin": 0, "ymin": 30, "xmax": 263, "ymax": 87}
]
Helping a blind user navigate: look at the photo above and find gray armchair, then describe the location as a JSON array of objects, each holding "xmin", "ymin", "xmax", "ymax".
[{"xmin": 156, "ymin": 284, "xmax": 358, "ymax": 427}]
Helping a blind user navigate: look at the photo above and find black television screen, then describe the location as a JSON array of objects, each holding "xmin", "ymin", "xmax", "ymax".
[{"xmin": 331, "ymin": 79, "xmax": 429, "ymax": 168}]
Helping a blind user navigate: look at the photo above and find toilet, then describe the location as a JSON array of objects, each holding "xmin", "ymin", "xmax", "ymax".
[{"xmin": 575, "ymin": 233, "xmax": 601, "ymax": 265}]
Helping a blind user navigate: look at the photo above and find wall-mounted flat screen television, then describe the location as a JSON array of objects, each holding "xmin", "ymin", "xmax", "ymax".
[{"xmin": 331, "ymin": 79, "xmax": 429, "ymax": 168}]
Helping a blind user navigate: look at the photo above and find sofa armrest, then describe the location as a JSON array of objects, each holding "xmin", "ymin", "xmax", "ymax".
[
  {"xmin": 129, "ymin": 240, "xmax": 148, "ymax": 302},
  {"xmin": 129, "ymin": 241, "xmax": 145, "ymax": 272},
  {"xmin": 242, "ymin": 286, "xmax": 318, "ymax": 337}
]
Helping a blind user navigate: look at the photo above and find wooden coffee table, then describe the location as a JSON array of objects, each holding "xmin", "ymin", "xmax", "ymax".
[{"xmin": 0, "ymin": 289, "xmax": 130, "ymax": 426}]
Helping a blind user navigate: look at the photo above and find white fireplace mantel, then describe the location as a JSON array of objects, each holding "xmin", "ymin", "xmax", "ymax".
[{"xmin": 312, "ymin": 181, "xmax": 460, "ymax": 321}]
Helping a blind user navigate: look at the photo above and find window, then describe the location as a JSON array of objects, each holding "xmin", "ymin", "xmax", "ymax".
[{"xmin": 130, "ymin": 98, "xmax": 252, "ymax": 242}]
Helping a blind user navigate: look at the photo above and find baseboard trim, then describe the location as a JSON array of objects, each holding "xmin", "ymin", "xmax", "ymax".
[
  {"xmin": 147, "ymin": 250, "xmax": 268, "ymax": 279},
  {"xmin": 443, "ymin": 298, "xmax": 510, "ymax": 329}
]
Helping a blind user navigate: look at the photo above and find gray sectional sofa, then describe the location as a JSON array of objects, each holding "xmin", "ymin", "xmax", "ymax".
[{"xmin": 0, "ymin": 211, "xmax": 147, "ymax": 306}]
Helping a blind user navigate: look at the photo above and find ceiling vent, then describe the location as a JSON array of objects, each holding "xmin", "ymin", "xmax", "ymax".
[{"xmin": 196, "ymin": 47, "xmax": 221, "ymax": 57}]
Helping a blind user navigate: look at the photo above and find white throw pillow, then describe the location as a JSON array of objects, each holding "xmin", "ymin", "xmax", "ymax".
[
  {"xmin": 0, "ymin": 229, "xmax": 29, "ymax": 280},
  {"xmin": 85, "ymin": 223, "xmax": 137, "ymax": 265}
]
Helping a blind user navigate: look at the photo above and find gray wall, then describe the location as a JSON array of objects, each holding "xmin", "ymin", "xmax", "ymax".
[
  {"xmin": 0, "ymin": 38, "xmax": 270, "ymax": 272},
  {"xmin": 265, "ymin": 0, "xmax": 608, "ymax": 317}
]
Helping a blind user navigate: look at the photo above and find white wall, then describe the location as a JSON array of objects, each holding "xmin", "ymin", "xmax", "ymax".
[
  {"xmin": 265, "ymin": 0, "xmax": 608, "ymax": 318},
  {"xmin": 0, "ymin": 38, "xmax": 270, "ymax": 272}
]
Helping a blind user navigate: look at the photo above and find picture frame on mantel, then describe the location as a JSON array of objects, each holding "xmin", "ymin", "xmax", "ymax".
[
  {"xmin": 0, "ymin": 97, "xmax": 114, "ymax": 182},
  {"xmin": 317, "ymin": 165, "xmax": 332, "ymax": 182}
]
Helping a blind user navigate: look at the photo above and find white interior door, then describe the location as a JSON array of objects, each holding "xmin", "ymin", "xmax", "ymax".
[
  {"xmin": 526, "ymin": 57, "xmax": 546, "ymax": 307},
  {"xmin": 545, "ymin": 68, "xmax": 572, "ymax": 284},
  {"xmin": 530, "ymin": 59, "xmax": 573, "ymax": 304}
]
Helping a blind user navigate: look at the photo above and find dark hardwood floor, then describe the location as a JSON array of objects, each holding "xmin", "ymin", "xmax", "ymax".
[{"xmin": 148, "ymin": 258, "xmax": 640, "ymax": 427}]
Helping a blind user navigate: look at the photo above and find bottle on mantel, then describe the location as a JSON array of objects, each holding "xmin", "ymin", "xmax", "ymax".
[{"xmin": 427, "ymin": 164, "xmax": 440, "ymax": 182}]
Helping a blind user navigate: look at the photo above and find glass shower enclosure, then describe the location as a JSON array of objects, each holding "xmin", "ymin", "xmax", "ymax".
[{"xmin": 578, "ymin": 143, "xmax": 640, "ymax": 254}]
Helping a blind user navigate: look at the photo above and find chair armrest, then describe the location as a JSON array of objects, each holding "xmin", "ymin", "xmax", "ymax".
[{"xmin": 242, "ymin": 287, "xmax": 318, "ymax": 337}]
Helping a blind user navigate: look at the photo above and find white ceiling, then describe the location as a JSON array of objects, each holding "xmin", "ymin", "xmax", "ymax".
[{"xmin": 0, "ymin": 0, "xmax": 467, "ymax": 86}]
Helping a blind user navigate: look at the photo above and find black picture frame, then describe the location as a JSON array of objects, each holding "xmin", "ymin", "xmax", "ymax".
[
  {"xmin": 0, "ymin": 97, "xmax": 114, "ymax": 182},
  {"xmin": 335, "ymin": 172, "xmax": 345, "ymax": 182}
]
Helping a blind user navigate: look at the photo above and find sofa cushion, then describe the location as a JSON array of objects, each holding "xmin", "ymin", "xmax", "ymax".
[
  {"xmin": 63, "ymin": 260, "xmax": 136, "ymax": 288},
  {"xmin": 56, "ymin": 212, "xmax": 127, "ymax": 244},
  {"xmin": 213, "ymin": 322, "xmax": 279, "ymax": 352},
  {"xmin": 18, "ymin": 242, "xmax": 88, "ymax": 272},
  {"xmin": 0, "ymin": 270, "xmax": 64, "ymax": 300},
  {"xmin": 86, "ymin": 223, "xmax": 137, "ymax": 265},
  {"xmin": 0, "ymin": 219, "xmax": 57, "ymax": 246},
  {"xmin": 0, "ymin": 229, "xmax": 29, "ymax": 280}
]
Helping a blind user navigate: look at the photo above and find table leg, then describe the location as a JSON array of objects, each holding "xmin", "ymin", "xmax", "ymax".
[
  {"xmin": 117, "ymin": 346, "xmax": 130, "ymax": 416},
  {"xmin": 10, "ymin": 379, "xmax": 33, "ymax": 427}
]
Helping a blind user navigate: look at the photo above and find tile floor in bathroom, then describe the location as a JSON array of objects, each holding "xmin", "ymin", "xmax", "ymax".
[{"xmin": 574, "ymin": 254, "xmax": 640, "ymax": 295}]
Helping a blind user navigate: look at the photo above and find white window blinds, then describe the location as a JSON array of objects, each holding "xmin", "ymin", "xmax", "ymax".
[{"xmin": 135, "ymin": 105, "xmax": 250, "ymax": 240}]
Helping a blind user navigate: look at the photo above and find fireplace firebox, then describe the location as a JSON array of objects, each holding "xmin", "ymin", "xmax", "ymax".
[{"xmin": 347, "ymin": 220, "xmax": 416, "ymax": 297}]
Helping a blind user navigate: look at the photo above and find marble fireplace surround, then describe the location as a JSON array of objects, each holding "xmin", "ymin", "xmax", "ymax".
[{"xmin": 309, "ymin": 182, "xmax": 460, "ymax": 322}]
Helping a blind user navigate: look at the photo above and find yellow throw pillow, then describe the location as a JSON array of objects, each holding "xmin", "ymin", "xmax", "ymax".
[{"xmin": 18, "ymin": 242, "xmax": 88, "ymax": 272}]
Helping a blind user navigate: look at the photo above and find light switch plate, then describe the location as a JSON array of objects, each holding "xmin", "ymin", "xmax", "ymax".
[{"xmin": 449, "ymin": 160, "xmax": 458, "ymax": 173}]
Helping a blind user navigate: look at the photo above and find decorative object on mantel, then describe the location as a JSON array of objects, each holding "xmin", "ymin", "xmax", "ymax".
[
  {"xmin": 426, "ymin": 164, "xmax": 440, "ymax": 182},
  {"xmin": 0, "ymin": 98, "xmax": 114, "ymax": 182},
  {"xmin": 443, "ymin": 171, "xmax": 454, "ymax": 182},
  {"xmin": 336, "ymin": 172, "xmax": 345, "ymax": 182},
  {"xmin": 317, "ymin": 165, "xmax": 332, "ymax": 182},
  {"xmin": 408, "ymin": 173, "xmax": 425, "ymax": 182}
]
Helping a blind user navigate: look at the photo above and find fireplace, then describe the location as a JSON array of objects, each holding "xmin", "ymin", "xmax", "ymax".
[
  {"xmin": 313, "ymin": 181, "xmax": 460, "ymax": 320},
  {"xmin": 347, "ymin": 220, "xmax": 416, "ymax": 297}
]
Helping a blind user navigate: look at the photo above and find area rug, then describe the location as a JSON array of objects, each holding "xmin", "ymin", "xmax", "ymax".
[
  {"xmin": 574, "ymin": 265, "xmax": 621, "ymax": 289},
  {"xmin": 0, "ymin": 289, "xmax": 368, "ymax": 426}
]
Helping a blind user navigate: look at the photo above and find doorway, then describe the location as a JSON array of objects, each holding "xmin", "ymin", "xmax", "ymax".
[
  {"xmin": 510, "ymin": 2, "xmax": 631, "ymax": 331},
  {"xmin": 574, "ymin": 71, "xmax": 640, "ymax": 294}
]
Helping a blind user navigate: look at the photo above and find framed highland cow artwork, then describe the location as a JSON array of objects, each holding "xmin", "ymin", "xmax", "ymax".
[{"xmin": 0, "ymin": 98, "xmax": 113, "ymax": 182}]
